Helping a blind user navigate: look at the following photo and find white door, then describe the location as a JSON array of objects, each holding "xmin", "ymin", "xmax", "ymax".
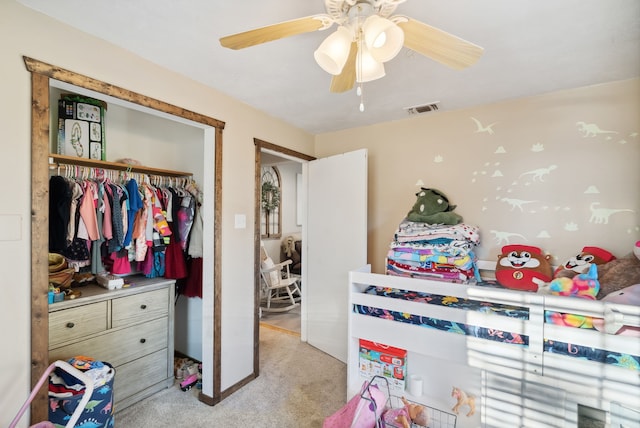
[{"xmin": 302, "ymin": 149, "xmax": 367, "ymax": 362}]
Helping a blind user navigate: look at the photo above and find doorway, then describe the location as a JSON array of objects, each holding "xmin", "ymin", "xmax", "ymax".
[
  {"xmin": 253, "ymin": 140, "xmax": 314, "ymax": 349},
  {"xmin": 254, "ymin": 144, "xmax": 368, "ymax": 365}
]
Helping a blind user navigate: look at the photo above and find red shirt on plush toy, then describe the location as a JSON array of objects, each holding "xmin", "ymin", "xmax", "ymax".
[{"xmin": 495, "ymin": 245, "xmax": 553, "ymax": 292}]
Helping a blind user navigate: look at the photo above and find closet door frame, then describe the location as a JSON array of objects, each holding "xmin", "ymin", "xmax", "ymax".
[{"xmin": 24, "ymin": 56, "xmax": 225, "ymax": 422}]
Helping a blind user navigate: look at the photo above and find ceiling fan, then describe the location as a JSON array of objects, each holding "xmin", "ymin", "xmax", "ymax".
[{"xmin": 220, "ymin": 0, "xmax": 484, "ymax": 95}]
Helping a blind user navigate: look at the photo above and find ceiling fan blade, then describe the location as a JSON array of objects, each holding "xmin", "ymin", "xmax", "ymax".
[
  {"xmin": 220, "ymin": 15, "xmax": 329, "ymax": 50},
  {"xmin": 397, "ymin": 17, "xmax": 484, "ymax": 70},
  {"xmin": 330, "ymin": 42, "xmax": 357, "ymax": 93}
]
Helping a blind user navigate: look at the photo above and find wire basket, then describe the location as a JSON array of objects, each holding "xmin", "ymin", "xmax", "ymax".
[
  {"xmin": 359, "ymin": 376, "xmax": 457, "ymax": 428},
  {"xmin": 386, "ymin": 395, "xmax": 457, "ymax": 428}
]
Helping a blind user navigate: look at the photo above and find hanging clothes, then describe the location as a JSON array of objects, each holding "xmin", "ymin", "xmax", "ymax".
[
  {"xmin": 79, "ymin": 180, "xmax": 100, "ymax": 241},
  {"xmin": 176, "ymin": 194, "xmax": 195, "ymax": 251},
  {"xmin": 123, "ymin": 178, "xmax": 143, "ymax": 248},
  {"xmin": 49, "ymin": 176, "xmax": 73, "ymax": 253},
  {"xmin": 164, "ymin": 187, "xmax": 187, "ymax": 280},
  {"xmin": 105, "ymin": 182, "xmax": 126, "ymax": 254},
  {"xmin": 183, "ymin": 180, "xmax": 204, "ymax": 298},
  {"xmin": 65, "ymin": 181, "xmax": 83, "ymax": 247},
  {"xmin": 183, "ymin": 257, "xmax": 203, "ymax": 298},
  {"xmin": 49, "ymin": 165, "xmax": 200, "ymax": 283},
  {"xmin": 91, "ymin": 181, "xmax": 107, "ymax": 274}
]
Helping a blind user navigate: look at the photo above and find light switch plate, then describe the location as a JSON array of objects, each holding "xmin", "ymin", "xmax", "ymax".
[{"xmin": 234, "ymin": 214, "xmax": 246, "ymax": 229}]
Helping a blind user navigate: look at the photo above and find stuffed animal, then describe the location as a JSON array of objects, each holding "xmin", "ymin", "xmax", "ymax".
[
  {"xmin": 495, "ymin": 244, "xmax": 553, "ymax": 292},
  {"xmin": 451, "ymin": 387, "xmax": 476, "ymax": 417},
  {"xmin": 382, "ymin": 396, "xmax": 429, "ymax": 428},
  {"xmin": 554, "ymin": 246, "xmax": 615, "ymax": 279},
  {"xmin": 596, "ymin": 242, "xmax": 640, "ymax": 299},
  {"xmin": 406, "ymin": 188, "xmax": 463, "ymax": 225},
  {"xmin": 544, "ymin": 263, "xmax": 600, "ymax": 299}
]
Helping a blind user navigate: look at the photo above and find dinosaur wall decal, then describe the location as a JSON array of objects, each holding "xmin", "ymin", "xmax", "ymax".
[
  {"xmin": 589, "ymin": 203, "xmax": 635, "ymax": 224},
  {"xmin": 576, "ymin": 121, "xmax": 618, "ymax": 138}
]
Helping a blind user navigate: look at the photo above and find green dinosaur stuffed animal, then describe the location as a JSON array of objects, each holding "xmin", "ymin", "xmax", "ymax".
[{"xmin": 407, "ymin": 188, "xmax": 463, "ymax": 225}]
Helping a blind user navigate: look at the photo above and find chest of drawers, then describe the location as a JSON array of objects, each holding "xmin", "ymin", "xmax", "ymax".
[{"xmin": 48, "ymin": 276, "xmax": 175, "ymax": 410}]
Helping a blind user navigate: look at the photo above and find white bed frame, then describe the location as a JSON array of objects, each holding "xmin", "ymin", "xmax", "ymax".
[{"xmin": 348, "ymin": 263, "xmax": 640, "ymax": 428}]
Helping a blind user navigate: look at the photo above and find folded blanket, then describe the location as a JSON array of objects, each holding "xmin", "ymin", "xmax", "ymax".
[{"xmin": 394, "ymin": 220, "xmax": 481, "ymax": 245}]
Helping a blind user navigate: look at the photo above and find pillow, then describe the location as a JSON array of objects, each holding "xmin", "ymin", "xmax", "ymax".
[
  {"xmin": 597, "ymin": 252, "xmax": 640, "ymax": 299},
  {"xmin": 261, "ymin": 257, "xmax": 280, "ymax": 285},
  {"xmin": 592, "ymin": 284, "xmax": 640, "ymax": 336}
]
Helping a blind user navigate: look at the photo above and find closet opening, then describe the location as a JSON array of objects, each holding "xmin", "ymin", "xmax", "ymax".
[{"xmin": 25, "ymin": 57, "xmax": 224, "ymax": 422}]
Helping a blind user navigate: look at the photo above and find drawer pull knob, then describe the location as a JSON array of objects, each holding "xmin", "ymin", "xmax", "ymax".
[
  {"xmin": 140, "ymin": 338, "xmax": 146, "ymax": 344},
  {"xmin": 66, "ymin": 322, "xmax": 75, "ymax": 328},
  {"xmin": 140, "ymin": 304, "xmax": 147, "ymax": 310}
]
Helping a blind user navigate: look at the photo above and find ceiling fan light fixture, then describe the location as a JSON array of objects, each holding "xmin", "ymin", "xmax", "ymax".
[
  {"xmin": 362, "ymin": 15, "xmax": 404, "ymax": 63},
  {"xmin": 356, "ymin": 44, "xmax": 385, "ymax": 83},
  {"xmin": 313, "ymin": 26, "xmax": 353, "ymax": 75}
]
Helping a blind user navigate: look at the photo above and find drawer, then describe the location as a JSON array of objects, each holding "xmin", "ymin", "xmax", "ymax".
[
  {"xmin": 112, "ymin": 288, "xmax": 169, "ymax": 328},
  {"xmin": 114, "ymin": 349, "xmax": 169, "ymax": 405},
  {"xmin": 49, "ymin": 317, "xmax": 168, "ymax": 367},
  {"xmin": 49, "ymin": 301, "xmax": 108, "ymax": 348}
]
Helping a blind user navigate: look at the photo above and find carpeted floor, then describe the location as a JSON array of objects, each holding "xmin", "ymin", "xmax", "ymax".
[
  {"xmin": 115, "ymin": 326, "xmax": 347, "ymax": 427},
  {"xmin": 260, "ymin": 304, "xmax": 301, "ymax": 334}
]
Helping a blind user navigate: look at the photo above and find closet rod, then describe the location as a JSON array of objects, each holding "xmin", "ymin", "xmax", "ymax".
[
  {"xmin": 49, "ymin": 163, "xmax": 193, "ymax": 186},
  {"xmin": 48, "ymin": 154, "xmax": 192, "ymax": 178}
]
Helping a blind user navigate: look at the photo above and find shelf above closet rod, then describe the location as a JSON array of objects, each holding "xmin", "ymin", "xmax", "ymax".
[{"xmin": 49, "ymin": 154, "xmax": 192, "ymax": 177}]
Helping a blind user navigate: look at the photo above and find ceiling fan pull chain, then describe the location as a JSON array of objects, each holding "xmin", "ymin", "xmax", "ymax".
[{"xmin": 357, "ymin": 27, "xmax": 365, "ymax": 112}]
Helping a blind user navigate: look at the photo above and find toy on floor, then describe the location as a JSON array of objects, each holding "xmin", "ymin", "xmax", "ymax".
[
  {"xmin": 451, "ymin": 386, "xmax": 475, "ymax": 417},
  {"xmin": 382, "ymin": 396, "xmax": 429, "ymax": 428},
  {"xmin": 180, "ymin": 373, "xmax": 199, "ymax": 391}
]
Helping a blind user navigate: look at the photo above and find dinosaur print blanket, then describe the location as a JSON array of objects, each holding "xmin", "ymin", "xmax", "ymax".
[{"xmin": 354, "ymin": 286, "xmax": 639, "ymax": 371}]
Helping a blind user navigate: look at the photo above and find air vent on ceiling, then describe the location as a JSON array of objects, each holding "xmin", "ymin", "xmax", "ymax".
[{"xmin": 405, "ymin": 102, "xmax": 440, "ymax": 115}]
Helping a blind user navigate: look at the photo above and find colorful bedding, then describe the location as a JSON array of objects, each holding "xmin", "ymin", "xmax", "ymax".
[
  {"xmin": 355, "ymin": 286, "xmax": 529, "ymax": 345},
  {"xmin": 544, "ymin": 339, "xmax": 640, "ymax": 371},
  {"xmin": 389, "ymin": 221, "xmax": 482, "ymax": 284},
  {"xmin": 394, "ymin": 221, "xmax": 481, "ymax": 246},
  {"xmin": 386, "ymin": 258, "xmax": 477, "ymax": 283},
  {"xmin": 355, "ymin": 285, "xmax": 639, "ymax": 371}
]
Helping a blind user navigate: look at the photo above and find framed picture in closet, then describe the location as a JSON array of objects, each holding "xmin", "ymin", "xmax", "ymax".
[{"xmin": 57, "ymin": 94, "xmax": 107, "ymax": 160}]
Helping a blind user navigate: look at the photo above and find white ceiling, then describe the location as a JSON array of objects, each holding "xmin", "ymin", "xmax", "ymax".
[{"xmin": 17, "ymin": 0, "xmax": 640, "ymax": 135}]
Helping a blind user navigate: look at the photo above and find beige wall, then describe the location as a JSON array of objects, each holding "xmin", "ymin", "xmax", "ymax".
[
  {"xmin": 316, "ymin": 78, "xmax": 640, "ymax": 273},
  {"xmin": 0, "ymin": 2, "xmax": 314, "ymax": 425}
]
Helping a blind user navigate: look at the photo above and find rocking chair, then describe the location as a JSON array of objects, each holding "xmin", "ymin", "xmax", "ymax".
[{"xmin": 260, "ymin": 242, "xmax": 301, "ymax": 313}]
